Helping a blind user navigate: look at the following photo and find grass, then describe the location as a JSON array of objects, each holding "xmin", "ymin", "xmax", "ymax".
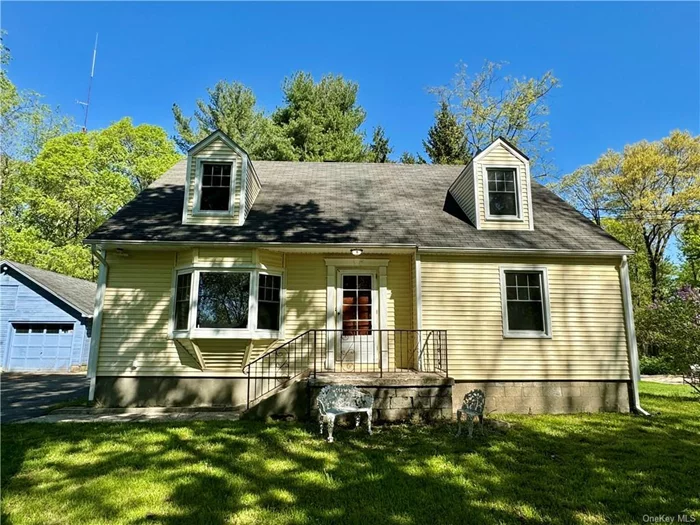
[{"xmin": 1, "ymin": 382, "xmax": 698, "ymax": 525}]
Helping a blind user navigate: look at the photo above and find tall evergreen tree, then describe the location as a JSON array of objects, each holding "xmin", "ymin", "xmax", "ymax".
[
  {"xmin": 399, "ymin": 152, "xmax": 427, "ymax": 164},
  {"xmin": 423, "ymin": 101, "xmax": 468, "ymax": 164},
  {"xmin": 172, "ymin": 80, "xmax": 294, "ymax": 160},
  {"xmin": 272, "ymin": 72, "xmax": 367, "ymax": 162},
  {"xmin": 367, "ymin": 125, "xmax": 392, "ymax": 163}
]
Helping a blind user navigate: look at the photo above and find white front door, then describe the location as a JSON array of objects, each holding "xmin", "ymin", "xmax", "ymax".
[{"xmin": 335, "ymin": 272, "xmax": 379, "ymax": 371}]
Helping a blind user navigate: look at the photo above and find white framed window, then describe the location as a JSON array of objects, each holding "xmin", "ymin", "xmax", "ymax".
[
  {"xmin": 171, "ymin": 267, "xmax": 283, "ymax": 338},
  {"xmin": 484, "ymin": 167, "xmax": 522, "ymax": 220},
  {"xmin": 193, "ymin": 160, "xmax": 236, "ymax": 215},
  {"xmin": 499, "ymin": 266, "xmax": 551, "ymax": 338}
]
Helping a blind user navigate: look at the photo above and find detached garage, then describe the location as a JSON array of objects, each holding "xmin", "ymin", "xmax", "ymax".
[{"xmin": 1, "ymin": 261, "xmax": 96, "ymax": 372}]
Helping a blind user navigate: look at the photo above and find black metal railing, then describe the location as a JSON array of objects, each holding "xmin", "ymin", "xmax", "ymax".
[{"xmin": 243, "ymin": 329, "xmax": 448, "ymax": 409}]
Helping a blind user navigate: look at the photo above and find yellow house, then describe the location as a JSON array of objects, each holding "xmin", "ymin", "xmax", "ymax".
[{"xmin": 84, "ymin": 130, "xmax": 645, "ymax": 418}]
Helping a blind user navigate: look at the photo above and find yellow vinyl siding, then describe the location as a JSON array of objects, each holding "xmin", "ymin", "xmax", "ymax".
[
  {"xmin": 476, "ymin": 143, "xmax": 531, "ymax": 230},
  {"xmin": 283, "ymin": 254, "xmax": 328, "ymax": 337},
  {"xmin": 175, "ymin": 249, "xmax": 195, "ymax": 268},
  {"xmin": 185, "ymin": 137, "xmax": 242, "ymax": 226},
  {"xmin": 98, "ymin": 249, "xmax": 413, "ymax": 376},
  {"xmin": 259, "ymin": 249, "xmax": 284, "ymax": 269},
  {"xmin": 197, "ymin": 248, "xmax": 253, "ymax": 265},
  {"xmin": 245, "ymin": 159, "xmax": 261, "ymax": 216},
  {"xmin": 98, "ymin": 250, "xmax": 266, "ymax": 376},
  {"xmin": 449, "ymin": 163, "xmax": 477, "ymax": 225},
  {"xmin": 420, "ymin": 254, "xmax": 630, "ymax": 381}
]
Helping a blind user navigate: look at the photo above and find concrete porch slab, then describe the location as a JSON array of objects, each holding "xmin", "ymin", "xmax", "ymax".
[{"xmin": 310, "ymin": 372, "xmax": 453, "ymax": 388}]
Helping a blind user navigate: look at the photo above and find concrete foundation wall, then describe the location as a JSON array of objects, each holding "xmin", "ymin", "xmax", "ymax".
[
  {"xmin": 309, "ymin": 384, "xmax": 454, "ymax": 422},
  {"xmin": 453, "ymin": 380, "xmax": 631, "ymax": 415},
  {"xmin": 95, "ymin": 376, "xmax": 248, "ymax": 408}
]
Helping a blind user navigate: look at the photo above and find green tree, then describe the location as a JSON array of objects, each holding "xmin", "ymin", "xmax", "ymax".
[
  {"xmin": 554, "ymin": 153, "xmax": 618, "ymax": 226},
  {"xmin": 399, "ymin": 152, "xmax": 426, "ymax": 164},
  {"xmin": 679, "ymin": 221, "xmax": 700, "ymax": 286},
  {"xmin": 172, "ymin": 80, "xmax": 294, "ymax": 160},
  {"xmin": 423, "ymin": 101, "xmax": 468, "ymax": 164},
  {"xmin": 367, "ymin": 125, "xmax": 392, "ymax": 163},
  {"xmin": 1, "ymin": 118, "xmax": 180, "ymax": 279},
  {"xmin": 557, "ymin": 130, "xmax": 700, "ymax": 301},
  {"xmin": 430, "ymin": 61, "xmax": 560, "ymax": 176},
  {"xmin": 272, "ymin": 72, "xmax": 366, "ymax": 162},
  {"xmin": 636, "ymin": 286, "xmax": 700, "ymax": 371}
]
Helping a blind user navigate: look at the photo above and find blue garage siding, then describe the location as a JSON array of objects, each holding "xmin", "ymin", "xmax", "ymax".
[{"xmin": 0, "ymin": 272, "xmax": 91, "ymax": 371}]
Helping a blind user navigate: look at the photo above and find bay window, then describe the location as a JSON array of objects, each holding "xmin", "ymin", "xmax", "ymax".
[{"xmin": 172, "ymin": 269, "xmax": 282, "ymax": 337}]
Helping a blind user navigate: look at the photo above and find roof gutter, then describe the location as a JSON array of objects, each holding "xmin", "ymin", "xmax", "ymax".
[
  {"xmin": 84, "ymin": 238, "xmax": 633, "ymax": 257},
  {"xmin": 619, "ymin": 254, "xmax": 650, "ymax": 416},
  {"xmin": 418, "ymin": 246, "xmax": 634, "ymax": 257}
]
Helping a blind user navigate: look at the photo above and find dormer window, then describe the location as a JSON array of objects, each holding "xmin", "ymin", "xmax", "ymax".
[
  {"xmin": 486, "ymin": 168, "xmax": 520, "ymax": 219},
  {"xmin": 199, "ymin": 162, "xmax": 233, "ymax": 212}
]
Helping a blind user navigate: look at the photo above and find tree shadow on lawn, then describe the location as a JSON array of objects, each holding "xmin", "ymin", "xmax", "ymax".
[{"xmin": 1, "ymin": 409, "xmax": 699, "ymax": 525}]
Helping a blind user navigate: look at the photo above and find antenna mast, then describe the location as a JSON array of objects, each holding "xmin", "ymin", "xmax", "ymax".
[{"xmin": 77, "ymin": 33, "xmax": 98, "ymax": 132}]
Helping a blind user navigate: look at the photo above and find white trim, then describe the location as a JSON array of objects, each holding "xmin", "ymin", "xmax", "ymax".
[
  {"xmin": 192, "ymin": 158, "xmax": 237, "ymax": 216},
  {"xmin": 414, "ymin": 253, "xmax": 423, "ymax": 331},
  {"xmin": 168, "ymin": 265, "xmax": 284, "ymax": 340},
  {"xmin": 326, "ymin": 265, "xmax": 336, "ymax": 369},
  {"xmin": 498, "ymin": 265, "xmax": 552, "ymax": 339},
  {"xmin": 417, "ymin": 247, "xmax": 633, "ymax": 256},
  {"xmin": 238, "ymin": 158, "xmax": 248, "ymax": 226},
  {"xmin": 181, "ymin": 155, "xmax": 192, "ymax": 225},
  {"xmin": 473, "ymin": 137, "xmax": 529, "ymax": 165},
  {"xmin": 482, "ymin": 165, "xmax": 524, "ymax": 222},
  {"xmin": 619, "ymin": 255, "xmax": 649, "ymax": 415},
  {"xmin": 335, "ymin": 269, "xmax": 382, "ymax": 368},
  {"xmin": 188, "ymin": 129, "xmax": 249, "ymax": 159},
  {"xmin": 324, "ymin": 258, "xmax": 390, "ymax": 267},
  {"xmin": 85, "ymin": 239, "xmax": 634, "ymax": 257},
  {"xmin": 87, "ymin": 250, "xmax": 108, "ymax": 400}
]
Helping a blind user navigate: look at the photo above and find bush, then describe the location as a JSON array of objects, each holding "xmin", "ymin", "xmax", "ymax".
[
  {"xmin": 639, "ymin": 355, "xmax": 677, "ymax": 375},
  {"xmin": 636, "ymin": 286, "xmax": 700, "ymax": 373}
]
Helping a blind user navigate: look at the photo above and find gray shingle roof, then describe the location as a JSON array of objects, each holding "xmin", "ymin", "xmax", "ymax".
[
  {"xmin": 1, "ymin": 260, "xmax": 97, "ymax": 317},
  {"xmin": 86, "ymin": 159, "xmax": 629, "ymax": 253}
]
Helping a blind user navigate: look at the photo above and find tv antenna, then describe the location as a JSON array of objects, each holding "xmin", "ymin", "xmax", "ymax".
[{"xmin": 77, "ymin": 33, "xmax": 98, "ymax": 132}]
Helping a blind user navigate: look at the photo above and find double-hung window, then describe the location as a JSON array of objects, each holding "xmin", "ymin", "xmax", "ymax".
[
  {"xmin": 173, "ymin": 269, "xmax": 282, "ymax": 336},
  {"xmin": 500, "ymin": 268, "xmax": 551, "ymax": 337},
  {"xmin": 486, "ymin": 168, "xmax": 519, "ymax": 218},
  {"xmin": 199, "ymin": 162, "xmax": 233, "ymax": 212}
]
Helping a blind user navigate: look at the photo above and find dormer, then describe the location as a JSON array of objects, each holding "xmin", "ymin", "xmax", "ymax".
[
  {"xmin": 182, "ymin": 130, "xmax": 261, "ymax": 226},
  {"xmin": 449, "ymin": 137, "xmax": 534, "ymax": 231}
]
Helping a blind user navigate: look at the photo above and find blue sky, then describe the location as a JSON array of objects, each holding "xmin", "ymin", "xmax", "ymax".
[{"xmin": 3, "ymin": 1, "xmax": 699, "ymax": 177}]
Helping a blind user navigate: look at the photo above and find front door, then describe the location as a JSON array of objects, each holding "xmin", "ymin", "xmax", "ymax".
[{"xmin": 336, "ymin": 273, "xmax": 378, "ymax": 371}]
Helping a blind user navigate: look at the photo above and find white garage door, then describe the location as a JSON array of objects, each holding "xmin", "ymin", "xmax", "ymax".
[{"xmin": 7, "ymin": 323, "xmax": 75, "ymax": 371}]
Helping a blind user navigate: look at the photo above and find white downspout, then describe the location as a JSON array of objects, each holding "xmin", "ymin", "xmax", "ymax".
[
  {"xmin": 87, "ymin": 248, "xmax": 109, "ymax": 401},
  {"xmin": 619, "ymin": 255, "xmax": 650, "ymax": 416}
]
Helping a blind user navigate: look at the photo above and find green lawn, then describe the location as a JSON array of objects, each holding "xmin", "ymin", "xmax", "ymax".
[{"xmin": 2, "ymin": 382, "xmax": 698, "ymax": 525}]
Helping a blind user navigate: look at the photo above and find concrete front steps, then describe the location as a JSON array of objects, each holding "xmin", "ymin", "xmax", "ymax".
[{"xmin": 244, "ymin": 371, "xmax": 454, "ymax": 422}]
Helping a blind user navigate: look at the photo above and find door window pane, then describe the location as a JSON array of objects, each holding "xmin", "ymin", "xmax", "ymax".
[{"xmin": 342, "ymin": 275, "xmax": 372, "ymax": 335}]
